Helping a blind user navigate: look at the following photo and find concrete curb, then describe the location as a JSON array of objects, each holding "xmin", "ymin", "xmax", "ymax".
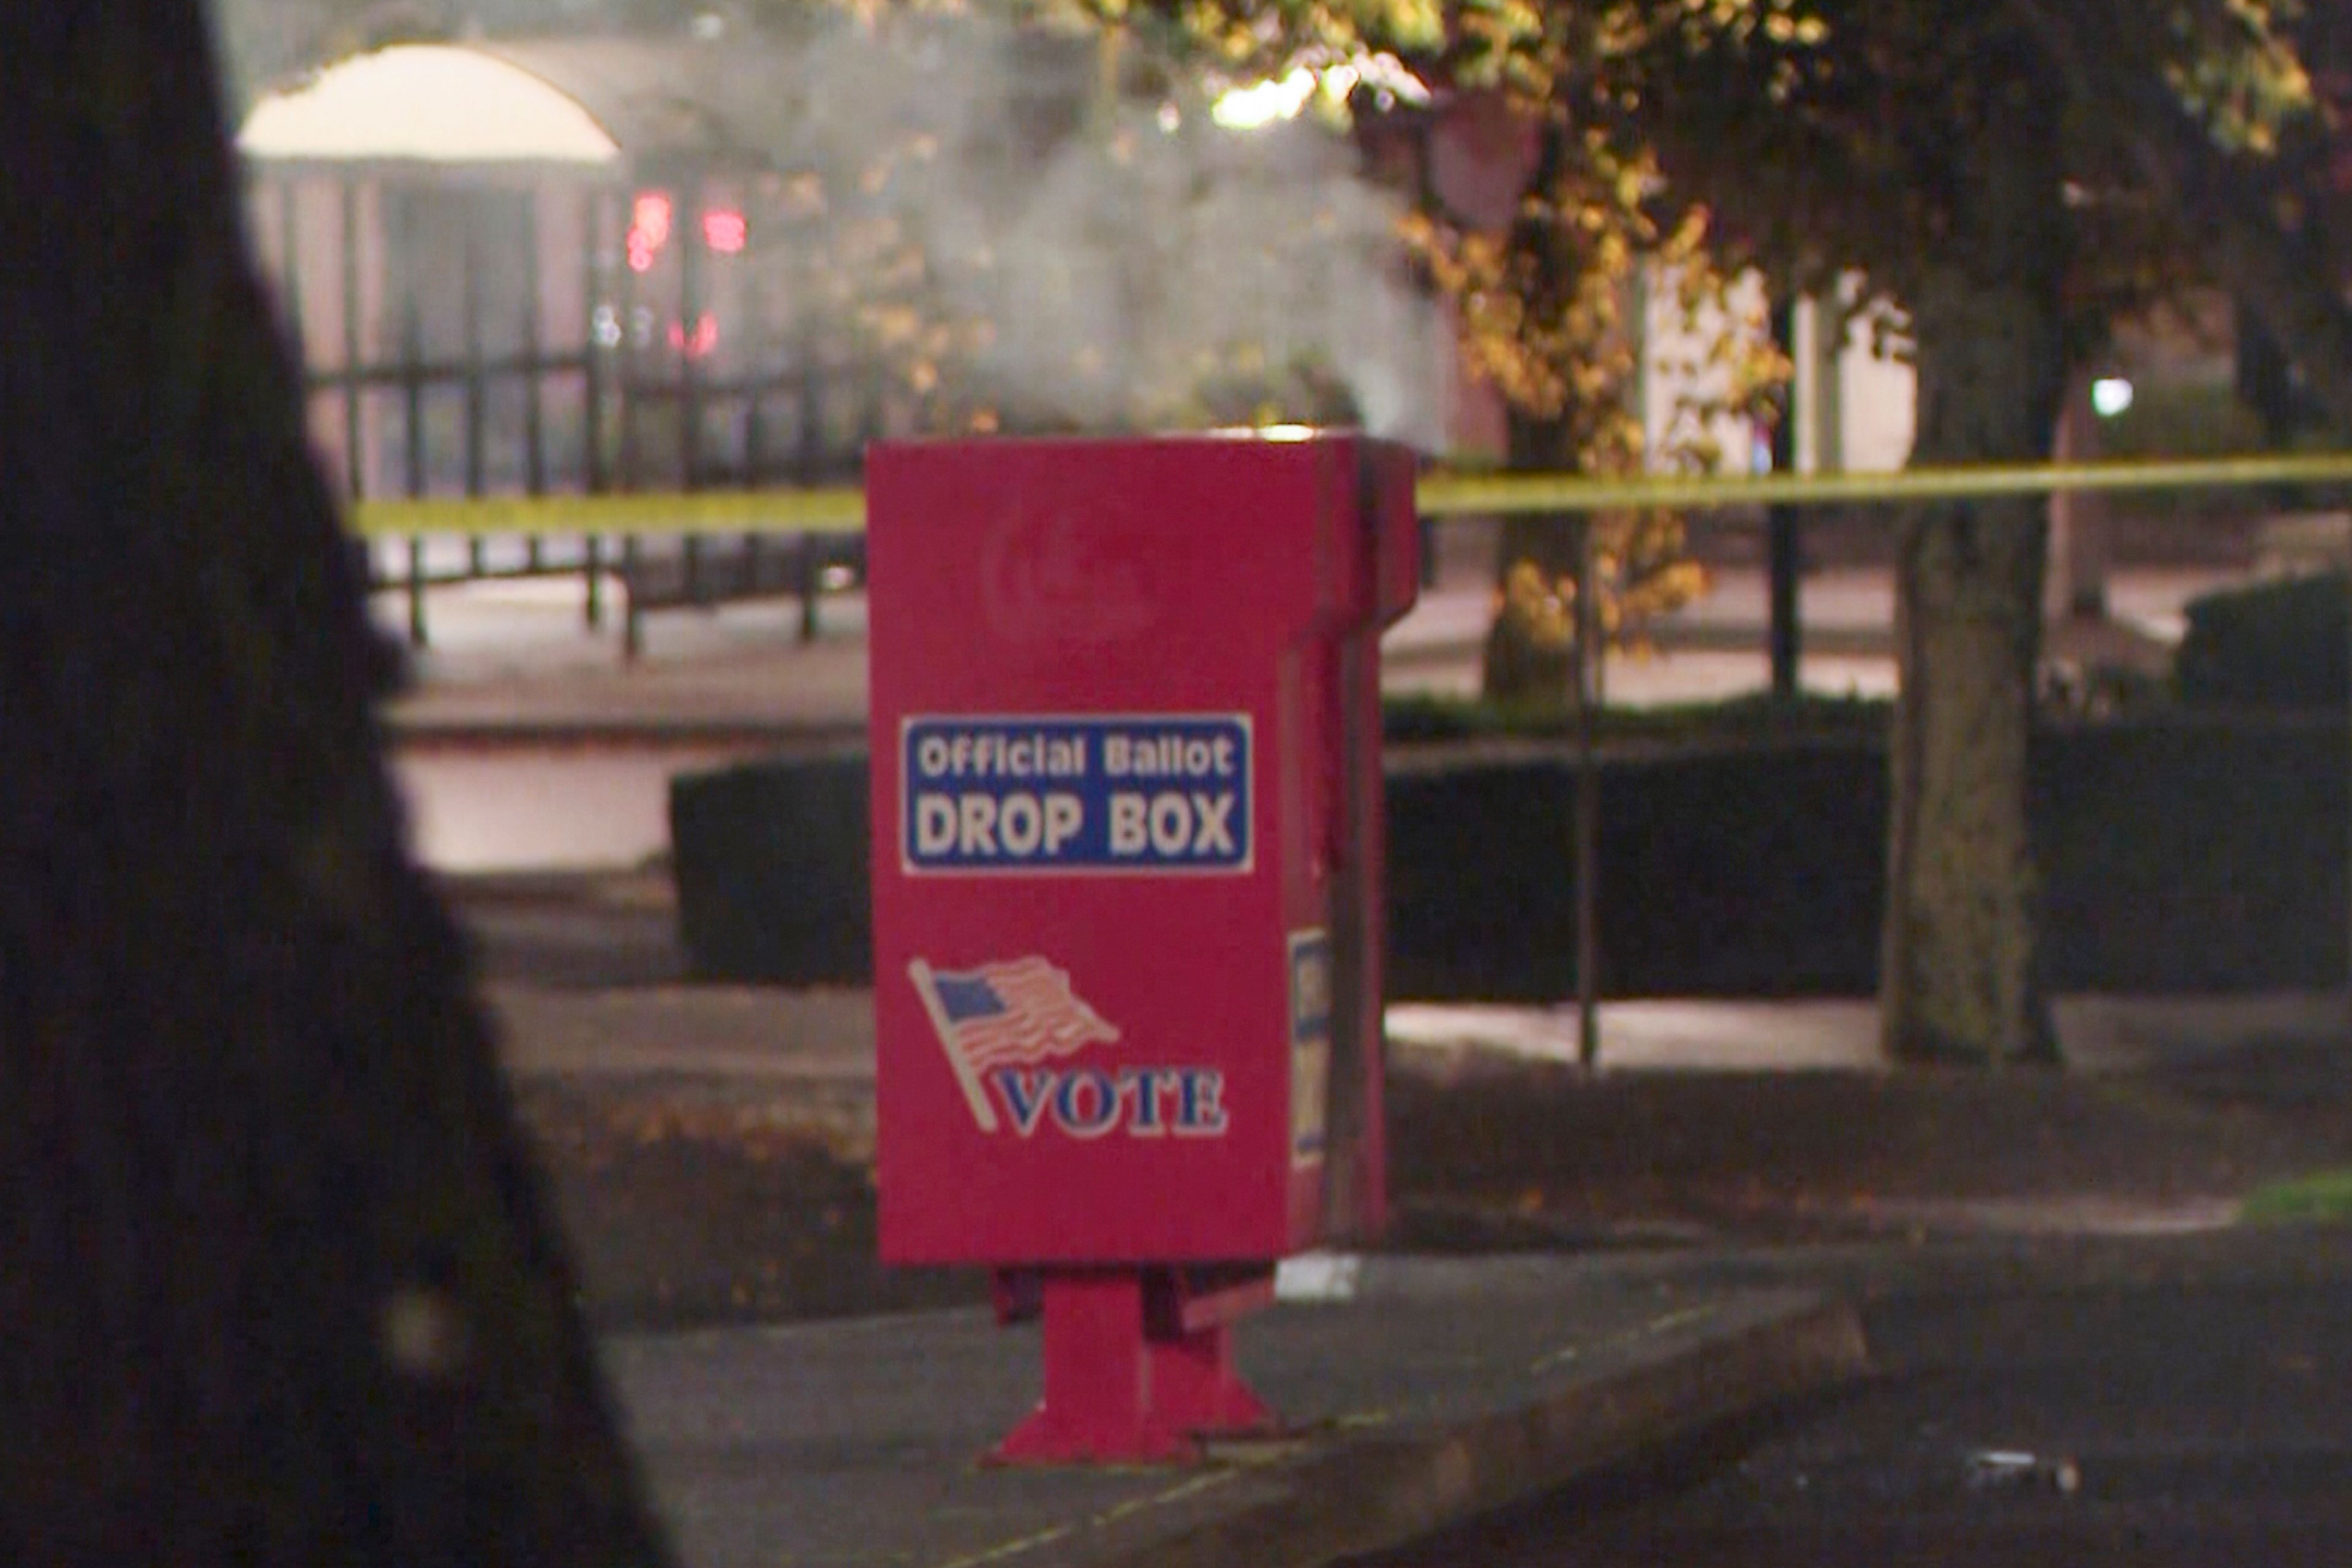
[{"xmin": 1017, "ymin": 1295, "xmax": 1869, "ymax": 1568}]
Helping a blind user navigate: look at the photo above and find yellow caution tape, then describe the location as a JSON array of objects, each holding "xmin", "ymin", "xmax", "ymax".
[
  {"xmin": 348, "ymin": 486, "xmax": 865, "ymax": 538},
  {"xmin": 342, "ymin": 452, "xmax": 2352, "ymax": 537},
  {"xmin": 1415, "ymin": 451, "xmax": 2352, "ymax": 515}
]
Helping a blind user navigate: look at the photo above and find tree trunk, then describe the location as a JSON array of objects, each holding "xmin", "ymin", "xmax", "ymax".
[
  {"xmin": 1480, "ymin": 412, "xmax": 1585, "ymax": 703},
  {"xmin": 0, "ymin": 7, "xmax": 670, "ymax": 1561},
  {"xmin": 1476, "ymin": 123, "xmax": 1594, "ymax": 708},
  {"xmin": 1880, "ymin": 40, "xmax": 2069, "ymax": 1067}
]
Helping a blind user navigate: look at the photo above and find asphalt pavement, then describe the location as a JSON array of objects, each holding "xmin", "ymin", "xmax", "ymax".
[
  {"xmin": 488, "ymin": 929, "xmax": 2352, "ymax": 1566},
  {"xmin": 1352, "ymin": 1229, "xmax": 2352, "ymax": 1566},
  {"xmin": 405, "ymin": 543, "xmax": 2345, "ymax": 1566}
]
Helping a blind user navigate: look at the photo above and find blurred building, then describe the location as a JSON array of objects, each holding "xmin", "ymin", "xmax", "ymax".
[{"xmin": 238, "ymin": 23, "xmax": 1099, "ymax": 503}]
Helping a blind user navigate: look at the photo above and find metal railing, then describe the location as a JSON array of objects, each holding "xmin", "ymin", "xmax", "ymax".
[{"xmin": 344, "ymin": 448, "xmax": 2352, "ymax": 667}]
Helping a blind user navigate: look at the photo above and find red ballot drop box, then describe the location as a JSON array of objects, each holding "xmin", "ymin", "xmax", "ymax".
[{"xmin": 867, "ymin": 433, "xmax": 1419, "ymax": 1463}]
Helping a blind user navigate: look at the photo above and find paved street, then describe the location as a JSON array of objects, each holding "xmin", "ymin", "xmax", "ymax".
[{"xmin": 1353, "ymin": 1231, "xmax": 2352, "ymax": 1566}]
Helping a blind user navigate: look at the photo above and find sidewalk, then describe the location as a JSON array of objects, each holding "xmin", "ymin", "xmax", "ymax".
[
  {"xmin": 600, "ymin": 1261, "xmax": 1863, "ymax": 1568},
  {"xmin": 485, "ymin": 959, "xmax": 1879, "ymax": 1568},
  {"xmin": 380, "ymin": 561, "xmax": 2223, "ymax": 742},
  {"xmin": 471, "ymin": 884, "xmax": 1885, "ymax": 1567},
  {"xmin": 490, "ymin": 981, "xmax": 2352, "ymax": 1096}
]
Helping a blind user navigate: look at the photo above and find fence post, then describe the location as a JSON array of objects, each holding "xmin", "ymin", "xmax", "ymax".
[
  {"xmin": 339, "ymin": 178, "xmax": 364, "ymax": 514},
  {"xmin": 333, "ymin": 178, "xmax": 371, "ymax": 609},
  {"xmin": 585, "ymin": 535, "xmax": 605, "ymax": 629},
  {"xmin": 622, "ymin": 534, "xmax": 643, "ymax": 661},
  {"xmin": 520, "ymin": 190, "xmax": 546, "ymax": 573},
  {"xmin": 617, "ymin": 191, "xmax": 644, "ymax": 662},
  {"xmin": 462, "ymin": 196, "xmax": 487, "ymax": 580},
  {"xmin": 680, "ymin": 175, "xmax": 706, "ymax": 608},
  {"xmin": 1768, "ymin": 296, "xmax": 1801, "ymax": 701},
  {"xmin": 583, "ymin": 186, "xmax": 608, "ymax": 631},
  {"xmin": 1574, "ymin": 513, "xmax": 1601, "ymax": 1071},
  {"xmin": 398, "ymin": 192, "xmax": 429, "ymax": 649},
  {"xmin": 799, "ymin": 532, "xmax": 821, "ymax": 643},
  {"xmin": 407, "ymin": 536, "xmax": 428, "ymax": 649}
]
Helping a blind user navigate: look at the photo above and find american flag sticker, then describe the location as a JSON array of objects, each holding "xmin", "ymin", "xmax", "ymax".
[{"xmin": 908, "ymin": 957, "xmax": 1122, "ymax": 1133}]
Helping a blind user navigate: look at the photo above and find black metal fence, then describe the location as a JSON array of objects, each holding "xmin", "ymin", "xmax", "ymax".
[{"xmin": 247, "ymin": 165, "xmax": 894, "ymax": 655}]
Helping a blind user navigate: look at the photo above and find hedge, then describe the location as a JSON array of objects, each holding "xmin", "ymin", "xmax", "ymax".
[
  {"xmin": 669, "ymin": 745, "xmax": 871, "ymax": 989},
  {"xmin": 2173, "ymin": 570, "xmax": 2348, "ymax": 711},
  {"xmin": 669, "ymin": 718, "xmax": 2348, "ymax": 998}
]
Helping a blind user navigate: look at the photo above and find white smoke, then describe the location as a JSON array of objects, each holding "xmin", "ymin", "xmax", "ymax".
[
  {"xmin": 214, "ymin": 3, "xmax": 1451, "ymax": 450},
  {"xmin": 749, "ymin": 15, "xmax": 1449, "ymax": 450}
]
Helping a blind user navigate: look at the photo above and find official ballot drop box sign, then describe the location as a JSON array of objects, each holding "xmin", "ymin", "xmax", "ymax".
[{"xmin": 869, "ymin": 434, "xmax": 1419, "ymax": 1267}]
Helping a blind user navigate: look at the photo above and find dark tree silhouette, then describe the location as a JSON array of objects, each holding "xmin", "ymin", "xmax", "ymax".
[{"xmin": 0, "ymin": 5, "xmax": 671, "ymax": 1560}]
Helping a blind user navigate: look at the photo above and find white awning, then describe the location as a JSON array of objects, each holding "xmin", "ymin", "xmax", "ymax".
[{"xmin": 239, "ymin": 43, "xmax": 622, "ymax": 165}]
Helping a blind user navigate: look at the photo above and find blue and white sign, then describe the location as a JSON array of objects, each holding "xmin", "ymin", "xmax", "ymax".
[{"xmin": 902, "ymin": 714, "xmax": 1253, "ymax": 874}]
